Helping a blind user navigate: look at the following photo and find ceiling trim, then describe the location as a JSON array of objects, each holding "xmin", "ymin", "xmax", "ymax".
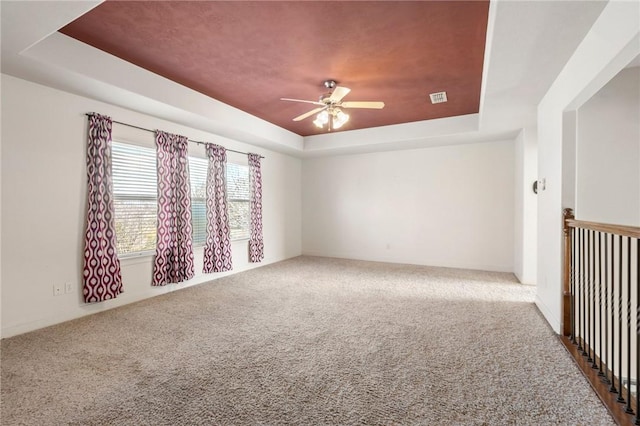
[
  {"xmin": 6, "ymin": 26, "xmax": 500, "ymax": 157},
  {"xmin": 478, "ymin": 0, "xmax": 498, "ymax": 127},
  {"xmin": 4, "ymin": 1, "xmax": 606, "ymax": 158},
  {"xmin": 58, "ymin": 1, "xmax": 490, "ymax": 137}
]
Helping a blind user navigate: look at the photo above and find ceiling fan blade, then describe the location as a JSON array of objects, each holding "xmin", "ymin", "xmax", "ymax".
[
  {"xmin": 329, "ymin": 86, "xmax": 351, "ymax": 103},
  {"xmin": 281, "ymin": 98, "xmax": 324, "ymax": 106},
  {"xmin": 341, "ymin": 101, "xmax": 385, "ymax": 109},
  {"xmin": 293, "ymin": 106, "xmax": 327, "ymax": 122}
]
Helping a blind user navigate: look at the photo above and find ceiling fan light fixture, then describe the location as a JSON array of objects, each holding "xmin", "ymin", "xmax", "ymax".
[
  {"xmin": 333, "ymin": 109, "xmax": 349, "ymax": 129},
  {"xmin": 313, "ymin": 110, "xmax": 329, "ymax": 128}
]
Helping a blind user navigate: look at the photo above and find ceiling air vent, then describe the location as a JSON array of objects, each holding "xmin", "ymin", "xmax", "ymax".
[{"xmin": 429, "ymin": 91, "xmax": 448, "ymax": 104}]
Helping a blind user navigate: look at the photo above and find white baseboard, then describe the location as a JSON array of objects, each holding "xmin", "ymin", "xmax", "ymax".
[
  {"xmin": 534, "ymin": 295, "xmax": 561, "ymax": 334},
  {"xmin": 301, "ymin": 250, "xmax": 514, "ymax": 274}
]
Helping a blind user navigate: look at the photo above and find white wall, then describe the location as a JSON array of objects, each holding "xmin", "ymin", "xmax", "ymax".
[
  {"xmin": 0, "ymin": 75, "xmax": 302, "ymax": 338},
  {"xmin": 513, "ymin": 126, "xmax": 537, "ymax": 284},
  {"xmin": 302, "ymin": 140, "xmax": 515, "ymax": 272},
  {"xmin": 537, "ymin": 1, "xmax": 640, "ymax": 333},
  {"xmin": 576, "ymin": 67, "xmax": 640, "ymax": 227},
  {"xmin": 562, "ymin": 111, "xmax": 577, "ymax": 212},
  {"xmin": 0, "ymin": 70, "xmax": 3, "ymax": 337}
]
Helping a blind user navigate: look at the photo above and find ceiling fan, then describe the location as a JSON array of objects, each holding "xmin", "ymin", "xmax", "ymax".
[{"xmin": 281, "ymin": 80, "xmax": 385, "ymax": 130}]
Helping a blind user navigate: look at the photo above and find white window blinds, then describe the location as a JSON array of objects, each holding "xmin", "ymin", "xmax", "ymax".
[{"xmin": 112, "ymin": 142, "xmax": 157, "ymax": 255}]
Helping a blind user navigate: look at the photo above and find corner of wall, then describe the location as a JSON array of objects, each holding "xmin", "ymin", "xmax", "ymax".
[
  {"xmin": 0, "ymin": 74, "xmax": 3, "ymax": 337},
  {"xmin": 513, "ymin": 129, "xmax": 525, "ymax": 282},
  {"xmin": 534, "ymin": 294, "xmax": 561, "ymax": 334},
  {"xmin": 514, "ymin": 127, "xmax": 538, "ymax": 285},
  {"xmin": 536, "ymin": 0, "xmax": 640, "ymax": 333}
]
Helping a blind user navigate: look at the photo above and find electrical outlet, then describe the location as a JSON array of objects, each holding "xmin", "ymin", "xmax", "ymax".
[
  {"xmin": 53, "ymin": 284, "xmax": 62, "ymax": 296},
  {"xmin": 65, "ymin": 282, "xmax": 73, "ymax": 294}
]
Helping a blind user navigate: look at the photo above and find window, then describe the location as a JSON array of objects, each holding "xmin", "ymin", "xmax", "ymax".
[
  {"xmin": 112, "ymin": 141, "xmax": 251, "ymax": 256},
  {"xmin": 189, "ymin": 157, "xmax": 207, "ymax": 246},
  {"xmin": 226, "ymin": 162, "xmax": 251, "ymax": 240},
  {"xmin": 112, "ymin": 142, "xmax": 157, "ymax": 255},
  {"xmin": 189, "ymin": 157, "xmax": 251, "ymax": 242}
]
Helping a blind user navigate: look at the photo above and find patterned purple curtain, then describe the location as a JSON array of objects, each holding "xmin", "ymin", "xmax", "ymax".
[
  {"xmin": 152, "ymin": 131, "xmax": 195, "ymax": 285},
  {"xmin": 248, "ymin": 153, "xmax": 264, "ymax": 263},
  {"xmin": 203, "ymin": 144, "xmax": 233, "ymax": 273},
  {"xmin": 83, "ymin": 114, "xmax": 123, "ymax": 303}
]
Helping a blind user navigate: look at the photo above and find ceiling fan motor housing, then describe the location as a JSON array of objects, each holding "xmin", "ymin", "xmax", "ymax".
[{"xmin": 319, "ymin": 93, "xmax": 334, "ymax": 104}]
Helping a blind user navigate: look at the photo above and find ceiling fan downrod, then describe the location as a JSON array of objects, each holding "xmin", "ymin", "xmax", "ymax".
[
  {"xmin": 320, "ymin": 80, "xmax": 338, "ymax": 104},
  {"xmin": 323, "ymin": 80, "xmax": 337, "ymax": 90}
]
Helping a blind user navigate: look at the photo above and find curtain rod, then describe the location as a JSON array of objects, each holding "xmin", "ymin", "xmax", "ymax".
[{"xmin": 85, "ymin": 113, "xmax": 264, "ymax": 159}]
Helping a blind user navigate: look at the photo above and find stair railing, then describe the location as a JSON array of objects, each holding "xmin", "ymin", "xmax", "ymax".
[{"xmin": 562, "ymin": 208, "xmax": 640, "ymax": 425}]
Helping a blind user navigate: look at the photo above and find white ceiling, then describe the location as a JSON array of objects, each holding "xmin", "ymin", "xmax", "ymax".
[{"xmin": 0, "ymin": 0, "xmax": 608, "ymax": 158}]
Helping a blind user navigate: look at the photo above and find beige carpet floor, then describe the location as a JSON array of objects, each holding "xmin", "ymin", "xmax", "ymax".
[{"xmin": 1, "ymin": 256, "xmax": 614, "ymax": 425}]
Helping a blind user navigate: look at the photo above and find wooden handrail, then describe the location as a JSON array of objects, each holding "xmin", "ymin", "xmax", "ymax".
[{"xmin": 565, "ymin": 218, "xmax": 640, "ymax": 239}]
